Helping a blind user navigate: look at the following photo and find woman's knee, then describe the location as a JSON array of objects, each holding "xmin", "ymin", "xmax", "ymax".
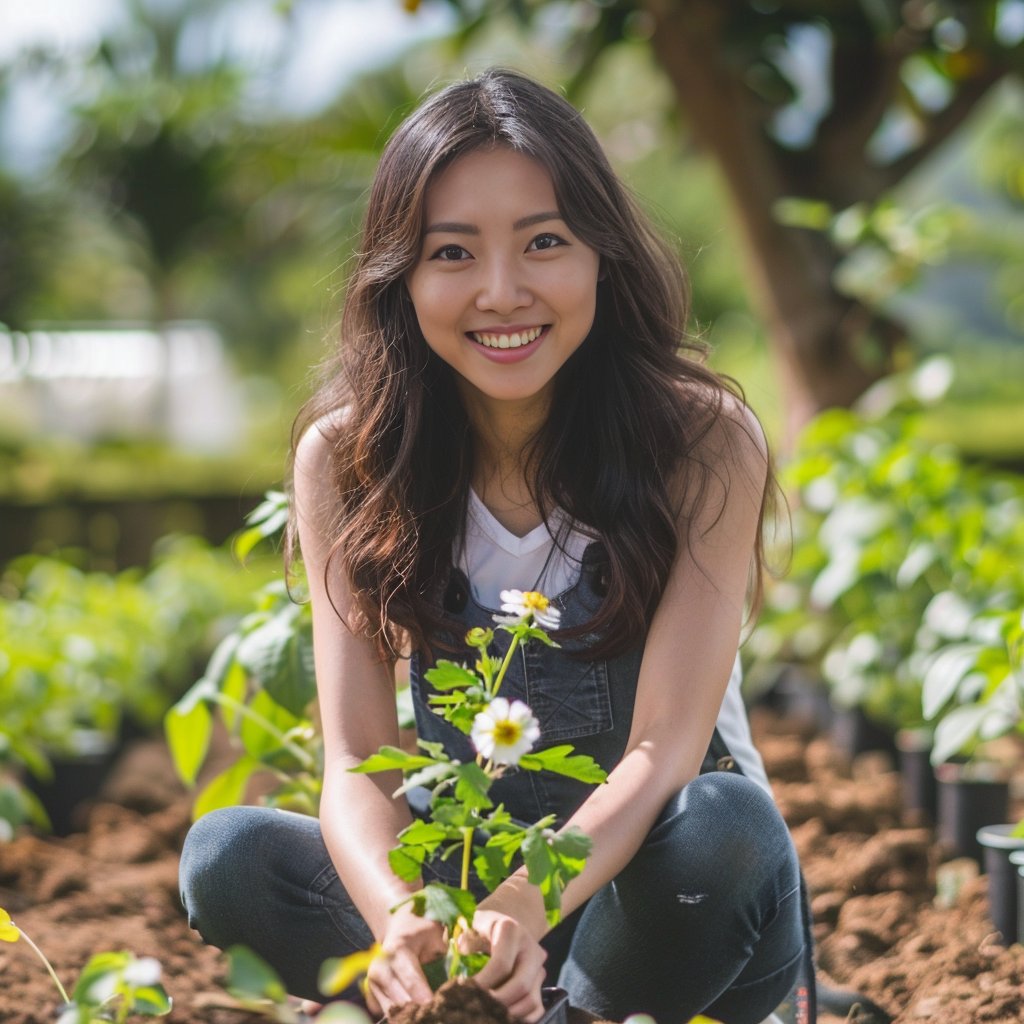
[
  {"xmin": 179, "ymin": 806, "xmax": 282, "ymax": 933},
  {"xmin": 640, "ymin": 774, "xmax": 797, "ymax": 894}
]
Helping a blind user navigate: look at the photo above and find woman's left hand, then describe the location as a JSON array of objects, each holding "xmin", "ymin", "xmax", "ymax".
[{"xmin": 463, "ymin": 909, "xmax": 548, "ymax": 1023}]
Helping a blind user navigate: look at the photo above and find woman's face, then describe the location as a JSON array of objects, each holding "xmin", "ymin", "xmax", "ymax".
[{"xmin": 406, "ymin": 146, "xmax": 601, "ymax": 421}]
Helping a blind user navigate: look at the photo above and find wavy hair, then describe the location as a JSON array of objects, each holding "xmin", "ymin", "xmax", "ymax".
[{"xmin": 291, "ymin": 68, "xmax": 774, "ymax": 661}]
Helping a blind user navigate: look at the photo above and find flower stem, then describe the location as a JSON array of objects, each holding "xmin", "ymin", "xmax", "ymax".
[
  {"xmin": 210, "ymin": 692, "xmax": 316, "ymax": 770},
  {"xmin": 460, "ymin": 827, "xmax": 473, "ymax": 892},
  {"xmin": 491, "ymin": 633, "xmax": 521, "ymax": 698},
  {"xmin": 17, "ymin": 928, "xmax": 70, "ymax": 1005}
]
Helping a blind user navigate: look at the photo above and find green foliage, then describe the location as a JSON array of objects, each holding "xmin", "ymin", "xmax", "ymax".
[
  {"xmin": 224, "ymin": 945, "xmax": 372, "ymax": 1023},
  {"xmin": 166, "ymin": 581, "xmax": 321, "ymax": 819},
  {"xmin": 749, "ymin": 359, "xmax": 1024, "ymax": 760},
  {"xmin": 0, "ymin": 535, "xmax": 275, "ymax": 838},
  {"xmin": 66, "ymin": 951, "xmax": 172, "ymax": 1022},
  {"xmin": 1, "ymin": 908, "xmax": 171, "ymax": 1023},
  {"xmin": 348, "ymin": 609, "xmax": 604, "ymax": 987},
  {"xmin": 164, "ymin": 492, "xmax": 322, "ymax": 819}
]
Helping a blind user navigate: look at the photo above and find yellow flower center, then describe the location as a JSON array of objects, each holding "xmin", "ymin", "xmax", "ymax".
[
  {"xmin": 522, "ymin": 591, "xmax": 549, "ymax": 612},
  {"xmin": 493, "ymin": 720, "xmax": 523, "ymax": 745}
]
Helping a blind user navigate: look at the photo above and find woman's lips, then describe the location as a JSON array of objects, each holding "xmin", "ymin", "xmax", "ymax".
[
  {"xmin": 466, "ymin": 325, "xmax": 550, "ymax": 364},
  {"xmin": 469, "ymin": 325, "xmax": 545, "ymax": 350}
]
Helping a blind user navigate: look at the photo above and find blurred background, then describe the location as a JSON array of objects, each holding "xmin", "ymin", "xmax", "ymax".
[
  {"xmin": 2, "ymin": 0, "xmax": 1022, "ymax": 568},
  {"xmin": 1, "ymin": 0, "xmax": 1023, "ymax": 844}
]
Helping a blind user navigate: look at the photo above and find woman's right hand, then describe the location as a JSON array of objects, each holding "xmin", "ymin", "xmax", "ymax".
[{"xmin": 364, "ymin": 903, "xmax": 447, "ymax": 1018}]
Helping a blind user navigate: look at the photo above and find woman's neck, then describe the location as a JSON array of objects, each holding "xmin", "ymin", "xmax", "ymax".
[{"xmin": 462, "ymin": 391, "xmax": 549, "ymax": 537}]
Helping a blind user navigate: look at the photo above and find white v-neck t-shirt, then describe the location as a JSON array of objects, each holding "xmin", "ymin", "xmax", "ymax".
[{"xmin": 456, "ymin": 491, "xmax": 772, "ymax": 794}]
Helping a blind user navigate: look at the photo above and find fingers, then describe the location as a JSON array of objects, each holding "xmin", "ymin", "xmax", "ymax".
[
  {"xmin": 366, "ymin": 947, "xmax": 433, "ymax": 1015},
  {"xmin": 470, "ymin": 913, "xmax": 547, "ymax": 1023}
]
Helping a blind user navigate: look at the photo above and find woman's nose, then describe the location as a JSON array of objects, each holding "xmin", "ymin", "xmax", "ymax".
[{"xmin": 475, "ymin": 259, "xmax": 532, "ymax": 314}]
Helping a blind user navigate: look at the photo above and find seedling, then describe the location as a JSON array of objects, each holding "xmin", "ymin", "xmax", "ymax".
[
  {"xmin": 322, "ymin": 590, "xmax": 607, "ymax": 995},
  {"xmin": 0, "ymin": 906, "xmax": 171, "ymax": 1022}
]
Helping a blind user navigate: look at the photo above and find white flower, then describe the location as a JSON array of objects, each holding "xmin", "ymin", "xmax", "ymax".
[
  {"xmin": 124, "ymin": 957, "xmax": 162, "ymax": 987},
  {"xmin": 471, "ymin": 698, "xmax": 541, "ymax": 765},
  {"xmin": 496, "ymin": 590, "xmax": 561, "ymax": 630}
]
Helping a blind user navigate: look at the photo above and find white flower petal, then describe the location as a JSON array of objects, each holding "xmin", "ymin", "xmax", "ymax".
[
  {"xmin": 125, "ymin": 957, "xmax": 162, "ymax": 987},
  {"xmin": 471, "ymin": 698, "xmax": 540, "ymax": 766}
]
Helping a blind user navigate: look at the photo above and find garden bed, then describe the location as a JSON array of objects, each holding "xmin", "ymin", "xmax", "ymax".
[{"xmin": 1, "ymin": 710, "xmax": 1022, "ymax": 1024}]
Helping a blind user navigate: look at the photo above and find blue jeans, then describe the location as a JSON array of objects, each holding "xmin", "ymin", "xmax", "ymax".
[{"xmin": 179, "ymin": 772, "xmax": 805, "ymax": 1023}]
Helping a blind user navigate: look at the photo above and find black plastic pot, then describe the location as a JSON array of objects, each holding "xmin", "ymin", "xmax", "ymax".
[
  {"xmin": 896, "ymin": 728, "xmax": 937, "ymax": 825},
  {"xmin": 25, "ymin": 730, "xmax": 121, "ymax": 836},
  {"xmin": 830, "ymin": 705, "xmax": 897, "ymax": 762},
  {"xmin": 935, "ymin": 762, "xmax": 1010, "ymax": 866},
  {"xmin": 976, "ymin": 824, "xmax": 1024, "ymax": 945},
  {"xmin": 762, "ymin": 668, "xmax": 833, "ymax": 734},
  {"xmin": 1010, "ymin": 849, "xmax": 1024, "ymax": 945}
]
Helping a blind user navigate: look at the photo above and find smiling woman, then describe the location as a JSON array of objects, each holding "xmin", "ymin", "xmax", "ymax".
[
  {"xmin": 406, "ymin": 146, "xmax": 601, "ymax": 418},
  {"xmin": 178, "ymin": 68, "xmax": 812, "ymax": 1024}
]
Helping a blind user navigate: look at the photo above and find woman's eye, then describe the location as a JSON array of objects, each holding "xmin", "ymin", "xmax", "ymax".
[
  {"xmin": 527, "ymin": 233, "xmax": 566, "ymax": 252},
  {"xmin": 431, "ymin": 244, "xmax": 470, "ymax": 262}
]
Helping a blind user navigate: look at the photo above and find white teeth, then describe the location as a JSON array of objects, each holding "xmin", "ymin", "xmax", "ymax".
[{"xmin": 471, "ymin": 327, "xmax": 543, "ymax": 349}]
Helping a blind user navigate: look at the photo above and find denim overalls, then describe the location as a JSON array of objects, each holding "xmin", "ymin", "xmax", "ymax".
[
  {"xmin": 409, "ymin": 543, "xmax": 817, "ymax": 1024},
  {"xmin": 180, "ymin": 543, "xmax": 816, "ymax": 1023}
]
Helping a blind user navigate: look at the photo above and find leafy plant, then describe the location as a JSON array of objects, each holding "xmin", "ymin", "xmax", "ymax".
[
  {"xmin": 0, "ymin": 536, "xmax": 277, "ymax": 838},
  {"xmin": 749, "ymin": 357, "xmax": 1024, "ymax": 760},
  {"xmin": 205, "ymin": 945, "xmax": 370, "ymax": 1024},
  {"xmin": 166, "ymin": 493, "xmax": 321, "ymax": 818},
  {"xmin": 321, "ymin": 590, "xmax": 606, "ymax": 997},
  {"xmin": 0, "ymin": 907, "xmax": 171, "ymax": 1023}
]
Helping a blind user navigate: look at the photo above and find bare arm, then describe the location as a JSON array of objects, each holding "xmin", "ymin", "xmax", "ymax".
[
  {"xmin": 478, "ymin": 399, "xmax": 770, "ymax": 942},
  {"xmin": 293, "ymin": 421, "xmax": 445, "ymax": 1008}
]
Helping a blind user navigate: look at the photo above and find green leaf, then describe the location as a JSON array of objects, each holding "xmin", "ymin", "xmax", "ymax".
[
  {"xmin": 932, "ymin": 705, "xmax": 989, "ymax": 764},
  {"xmin": 397, "ymin": 818, "xmax": 452, "ymax": 848},
  {"xmin": 130, "ymin": 984, "xmax": 173, "ymax": 1016},
  {"xmin": 192, "ymin": 756, "xmax": 258, "ymax": 820},
  {"xmin": 351, "ymin": 746, "xmax": 438, "ymax": 774},
  {"xmin": 235, "ymin": 606, "xmax": 316, "ymax": 716},
  {"xmin": 315, "ymin": 1004, "xmax": 374, "ymax": 1024},
  {"xmin": 73, "ymin": 952, "xmax": 130, "ymax": 1003},
  {"xmin": 172, "ymin": 675, "xmax": 220, "ymax": 717},
  {"xmin": 389, "ymin": 845, "xmax": 426, "ymax": 882},
  {"xmin": 200, "ymin": 632, "xmax": 243, "ymax": 692},
  {"xmin": 522, "ymin": 829, "xmax": 555, "ymax": 888},
  {"xmin": 409, "ymin": 883, "xmax": 477, "ymax": 930},
  {"xmin": 220, "ymin": 661, "xmax": 248, "ymax": 733},
  {"xmin": 474, "ymin": 841, "xmax": 516, "ymax": 893},
  {"xmin": 548, "ymin": 826, "xmax": 593, "ymax": 861},
  {"xmin": 922, "ymin": 644, "xmax": 984, "ymax": 720},
  {"xmin": 225, "ymin": 945, "xmax": 287, "ymax": 1003},
  {"xmin": 164, "ymin": 699, "xmax": 212, "ymax": 787},
  {"xmin": 240, "ymin": 688, "xmax": 301, "ymax": 760},
  {"xmin": 424, "ymin": 660, "xmax": 480, "ymax": 691},
  {"xmin": 395, "ymin": 761, "xmax": 457, "ymax": 796},
  {"xmin": 518, "ymin": 745, "xmax": 607, "ymax": 783},
  {"xmin": 454, "ymin": 762, "xmax": 493, "ymax": 810}
]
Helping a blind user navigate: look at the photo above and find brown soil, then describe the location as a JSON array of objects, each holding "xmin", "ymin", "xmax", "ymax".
[{"xmin": 1, "ymin": 712, "xmax": 1022, "ymax": 1024}]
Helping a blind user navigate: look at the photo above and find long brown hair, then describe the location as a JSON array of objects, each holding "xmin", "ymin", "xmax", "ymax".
[{"xmin": 291, "ymin": 68, "xmax": 774, "ymax": 661}]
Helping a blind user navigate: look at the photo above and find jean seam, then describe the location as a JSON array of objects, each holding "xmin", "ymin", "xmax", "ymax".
[
  {"xmin": 724, "ymin": 941, "xmax": 805, "ymax": 992},
  {"xmin": 307, "ymin": 863, "xmax": 371, "ymax": 949}
]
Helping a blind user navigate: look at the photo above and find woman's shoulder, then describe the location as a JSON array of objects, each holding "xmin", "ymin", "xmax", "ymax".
[
  {"xmin": 293, "ymin": 407, "xmax": 351, "ymax": 528},
  {"xmin": 674, "ymin": 378, "xmax": 768, "ymax": 470}
]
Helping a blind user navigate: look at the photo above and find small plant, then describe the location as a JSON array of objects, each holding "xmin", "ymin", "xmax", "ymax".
[
  {"xmin": 165, "ymin": 492, "xmax": 322, "ymax": 819},
  {"xmin": 0, "ymin": 906, "xmax": 171, "ymax": 1022},
  {"xmin": 321, "ymin": 590, "xmax": 607, "ymax": 1001},
  {"xmin": 206, "ymin": 945, "xmax": 371, "ymax": 1023}
]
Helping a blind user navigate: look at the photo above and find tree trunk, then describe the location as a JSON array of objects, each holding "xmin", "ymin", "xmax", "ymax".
[{"xmin": 644, "ymin": 0, "xmax": 901, "ymax": 440}]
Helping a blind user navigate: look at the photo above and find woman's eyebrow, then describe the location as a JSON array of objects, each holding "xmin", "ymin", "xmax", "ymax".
[{"xmin": 423, "ymin": 211, "xmax": 563, "ymax": 234}]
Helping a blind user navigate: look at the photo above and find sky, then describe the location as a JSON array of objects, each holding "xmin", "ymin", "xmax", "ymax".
[{"xmin": 0, "ymin": 0, "xmax": 455, "ymax": 174}]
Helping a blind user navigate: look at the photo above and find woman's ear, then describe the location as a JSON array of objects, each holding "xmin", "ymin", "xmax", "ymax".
[{"xmin": 598, "ymin": 259, "xmax": 608, "ymax": 282}]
